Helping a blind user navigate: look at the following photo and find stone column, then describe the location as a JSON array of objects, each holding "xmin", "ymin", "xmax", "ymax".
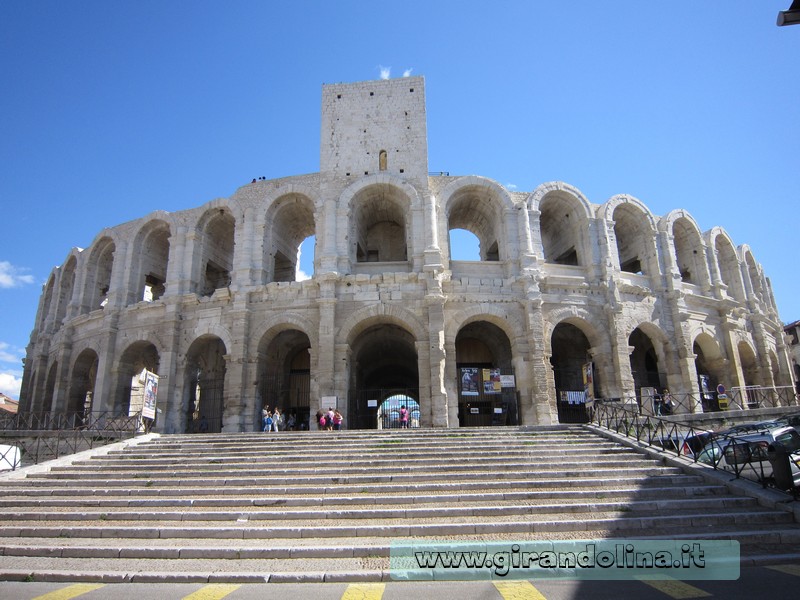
[{"xmin": 425, "ymin": 293, "xmax": 448, "ymax": 427}]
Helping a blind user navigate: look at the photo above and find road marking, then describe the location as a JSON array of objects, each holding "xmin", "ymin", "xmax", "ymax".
[
  {"xmin": 341, "ymin": 582, "xmax": 386, "ymax": 599},
  {"xmin": 493, "ymin": 580, "xmax": 547, "ymax": 600},
  {"xmin": 638, "ymin": 578, "xmax": 711, "ymax": 599},
  {"xmin": 182, "ymin": 583, "xmax": 242, "ymax": 600},
  {"xmin": 31, "ymin": 583, "xmax": 105, "ymax": 600},
  {"xmin": 767, "ymin": 564, "xmax": 800, "ymax": 577}
]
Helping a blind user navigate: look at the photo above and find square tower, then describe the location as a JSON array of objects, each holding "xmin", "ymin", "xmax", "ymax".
[{"xmin": 320, "ymin": 76, "xmax": 429, "ymax": 186}]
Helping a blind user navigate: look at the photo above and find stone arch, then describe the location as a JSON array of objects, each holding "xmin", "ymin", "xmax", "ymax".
[
  {"xmin": 340, "ymin": 303, "xmax": 428, "ymax": 346},
  {"xmin": 707, "ymin": 227, "xmax": 745, "ymax": 301},
  {"xmin": 442, "ymin": 176, "xmax": 516, "ymax": 262},
  {"xmin": 454, "ymin": 318, "xmax": 518, "ymax": 427},
  {"xmin": 342, "ymin": 175, "xmax": 419, "ymax": 264},
  {"xmin": 38, "ymin": 272, "xmax": 56, "ymax": 330},
  {"xmin": 740, "ymin": 245, "xmax": 765, "ymax": 304},
  {"xmin": 346, "ymin": 315, "xmax": 420, "ymax": 429},
  {"xmin": 183, "ymin": 334, "xmax": 228, "ymax": 433},
  {"xmin": 548, "ymin": 318, "xmax": 601, "ymax": 422},
  {"xmin": 529, "ymin": 182, "xmax": 594, "ymax": 267},
  {"xmin": 194, "ymin": 206, "xmax": 236, "ymax": 297},
  {"xmin": 80, "ymin": 234, "xmax": 117, "ymax": 314},
  {"xmin": 692, "ymin": 331, "xmax": 726, "ymax": 409},
  {"xmin": 67, "ymin": 348, "xmax": 99, "ymax": 423},
  {"xmin": 54, "ymin": 254, "xmax": 78, "ymax": 329},
  {"xmin": 661, "ymin": 210, "xmax": 710, "ymax": 288},
  {"xmin": 263, "ymin": 192, "xmax": 316, "ymax": 283},
  {"xmin": 127, "ymin": 218, "xmax": 172, "ymax": 305},
  {"xmin": 248, "ymin": 313, "xmax": 318, "ymax": 358},
  {"xmin": 600, "ymin": 195, "xmax": 659, "ymax": 277},
  {"xmin": 255, "ymin": 326, "xmax": 313, "ymax": 432},
  {"xmin": 445, "ymin": 303, "xmax": 526, "ymax": 348},
  {"xmin": 627, "ymin": 322, "xmax": 670, "ymax": 399},
  {"xmin": 43, "ymin": 360, "xmax": 59, "ymax": 415},
  {"xmin": 114, "ymin": 340, "xmax": 161, "ymax": 416}
]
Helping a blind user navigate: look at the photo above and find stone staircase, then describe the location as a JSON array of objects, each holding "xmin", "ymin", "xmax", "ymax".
[{"xmin": 1, "ymin": 426, "xmax": 799, "ymax": 583}]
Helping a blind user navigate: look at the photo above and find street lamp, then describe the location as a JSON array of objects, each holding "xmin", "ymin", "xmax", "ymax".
[{"xmin": 778, "ymin": 1, "xmax": 800, "ymax": 26}]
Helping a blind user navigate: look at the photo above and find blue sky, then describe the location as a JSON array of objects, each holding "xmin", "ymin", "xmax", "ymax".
[{"xmin": 1, "ymin": 1, "xmax": 798, "ymax": 399}]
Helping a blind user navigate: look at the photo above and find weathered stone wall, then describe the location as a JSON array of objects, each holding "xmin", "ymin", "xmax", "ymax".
[{"xmin": 18, "ymin": 77, "xmax": 793, "ymax": 432}]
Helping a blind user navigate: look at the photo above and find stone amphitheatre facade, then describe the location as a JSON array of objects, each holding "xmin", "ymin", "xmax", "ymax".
[{"xmin": 19, "ymin": 76, "xmax": 793, "ymax": 433}]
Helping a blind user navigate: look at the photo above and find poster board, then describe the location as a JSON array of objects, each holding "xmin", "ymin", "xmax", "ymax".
[{"xmin": 141, "ymin": 370, "xmax": 159, "ymax": 420}]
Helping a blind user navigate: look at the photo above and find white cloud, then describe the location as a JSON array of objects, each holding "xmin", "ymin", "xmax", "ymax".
[
  {"xmin": 0, "ymin": 341, "xmax": 23, "ymax": 365},
  {"xmin": 295, "ymin": 269, "xmax": 312, "ymax": 282},
  {"xmin": 403, "ymin": 68, "xmax": 413, "ymax": 77},
  {"xmin": 505, "ymin": 183, "xmax": 518, "ymax": 191},
  {"xmin": 0, "ymin": 372, "xmax": 22, "ymax": 400},
  {"xmin": 379, "ymin": 65, "xmax": 391, "ymax": 80},
  {"xmin": 0, "ymin": 261, "xmax": 35, "ymax": 288}
]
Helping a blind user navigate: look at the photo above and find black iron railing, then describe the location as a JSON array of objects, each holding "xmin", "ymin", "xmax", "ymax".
[
  {"xmin": 0, "ymin": 410, "xmax": 143, "ymax": 471},
  {"xmin": 592, "ymin": 399, "xmax": 799, "ymax": 500}
]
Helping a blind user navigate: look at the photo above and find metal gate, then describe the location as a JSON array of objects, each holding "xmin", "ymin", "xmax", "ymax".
[
  {"xmin": 187, "ymin": 376, "xmax": 224, "ymax": 433},
  {"xmin": 348, "ymin": 388, "xmax": 420, "ymax": 430},
  {"xmin": 457, "ymin": 366, "xmax": 519, "ymax": 427},
  {"xmin": 258, "ymin": 370, "xmax": 311, "ymax": 431}
]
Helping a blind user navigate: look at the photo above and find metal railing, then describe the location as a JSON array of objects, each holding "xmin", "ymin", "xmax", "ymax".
[
  {"xmin": 0, "ymin": 410, "xmax": 143, "ymax": 471},
  {"xmin": 622, "ymin": 386, "xmax": 799, "ymax": 417},
  {"xmin": 592, "ymin": 399, "xmax": 799, "ymax": 499}
]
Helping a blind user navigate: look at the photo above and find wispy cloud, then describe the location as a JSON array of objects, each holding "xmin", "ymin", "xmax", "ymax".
[
  {"xmin": 0, "ymin": 372, "xmax": 22, "ymax": 399},
  {"xmin": 0, "ymin": 342, "xmax": 23, "ymax": 365},
  {"xmin": 379, "ymin": 65, "xmax": 391, "ymax": 80},
  {"xmin": 0, "ymin": 261, "xmax": 35, "ymax": 288},
  {"xmin": 506, "ymin": 183, "xmax": 518, "ymax": 191},
  {"xmin": 402, "ymin": 68, "xmax": 413, "ymax": 77}
]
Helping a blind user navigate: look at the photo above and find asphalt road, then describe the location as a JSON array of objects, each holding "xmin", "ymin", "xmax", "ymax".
[{"xmin": 1, "ymin": 563, "xmax": 799, "ymax": 600}]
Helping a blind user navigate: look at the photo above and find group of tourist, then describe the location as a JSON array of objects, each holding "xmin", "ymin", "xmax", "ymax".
[
  {"xmin": 261, "ymin": 406, "xmax": 297, "ymax": 432},
  {"xmin": 316, "ymin": 407, "xmax": 344, "ymax": 431}
]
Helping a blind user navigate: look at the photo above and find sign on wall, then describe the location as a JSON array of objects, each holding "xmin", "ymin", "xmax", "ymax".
[{"xmin": 142, "ymin": 371, "xmax": 159, "ymax": 420}]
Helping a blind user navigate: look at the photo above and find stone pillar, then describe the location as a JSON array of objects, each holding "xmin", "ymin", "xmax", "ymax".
[
  {"xmin": 423, "ymin": 191, "xmax": 443, "ymax": 271},
  {"xmin": 156, "ymin": 301, "xmax": 183, "ymax": 434},
  {"xmin": 519, "ymin": 205, "xmax": 537, "ymax": 271},
  {"xmin": 425, "ymin": 293, "xmax": 448, "ymax": 427},
  {"xmin": 319, "ymin": 198, "xmax": 339, "ymax": 273},
  {"xmin": 223, "ymin": 298, "xmax": 252, "ymax": 432},
  {"xmin": 221, "ymin": 352, "xmax": 242, "ymax": 433},
  {"xmin": 524, "ymin": 279, "xmax": 556, "ymax": 425},
  {"xmin": 164, "ymin": 226, "xmax": 188, "ymax": 298},
  {"xmin": 89, "ymin": 314, "xmax": 120, "ymax": 417},
  {"xmin": 316, "ymin": 278, "xmax": 337, "ymax": 400}
]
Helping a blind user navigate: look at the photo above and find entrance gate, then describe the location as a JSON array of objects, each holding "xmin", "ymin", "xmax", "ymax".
[
  {"xmin": 259, "ymin": 371, "xmax": 311, "ymax": 431},
  {"xmin": 348, "ymin": 388, "xmax": 419, "ymax": 430},
  {"xmin": 457, "ymin": 366, "xmax": 519, "ymax": 427}
]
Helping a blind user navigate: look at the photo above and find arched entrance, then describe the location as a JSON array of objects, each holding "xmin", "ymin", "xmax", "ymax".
[
  {"xmin": 348, "ymin": 323, "xmax": 419, "ymax": 429},
  {"xmin": 455, "ymin": 321, "xmax": 518, "ymax": 427},
  {"xmin": 115, "ymin": 341, "xmax": 160, "ymax": 418},
  {"xmin": 693, "ymin": 334, "xmax": 725, "ymax": 411},
  {"xmin": 629, "ymin": 327, "xmax": 664, "ymax": 409},
  {"xmin": 550, "ymin": 322, "xmax": 598, "ymax": 423},
  {"xmin": 257, "ymin": 329, "xmax": 312, "ymax": 431},
  {"xmin": 183, "ymin": 335, "xmax": 226, "ymax": 433},
  {"xmin": 738, "ymin": 341, "xmax": 760, "ymax": 408},
  {"xmin": 377, "ymin": 394, "xmax": 420, "ymax": 429},
  {"xmin": 67, "ymin": 349, "xmax": 99, "ymax": 427}
]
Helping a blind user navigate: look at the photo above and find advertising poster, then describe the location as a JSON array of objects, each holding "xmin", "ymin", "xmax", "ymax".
[
  {"xmin": 582, "ymin": 362, "xmax": 594, "ymax": 401},
  {"xmin": 142, "ymin": 371, "xmax": 159, "ymax": 420},
  {"xmin": 483, "ymin": 368, "xmax": 501, "ymax": 394},
  {"xmin": 460, "ymin": 368, "xmax": 479, "ymax": 395}
]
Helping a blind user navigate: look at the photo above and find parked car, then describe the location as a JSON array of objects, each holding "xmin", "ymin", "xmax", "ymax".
[
  {"xmin": 695, "ymin": 425, "xmax": 800, "ymax": 487},
  {"xmin": 679, "ymin": 430, "xmax": 714, "ymax": 458}
]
